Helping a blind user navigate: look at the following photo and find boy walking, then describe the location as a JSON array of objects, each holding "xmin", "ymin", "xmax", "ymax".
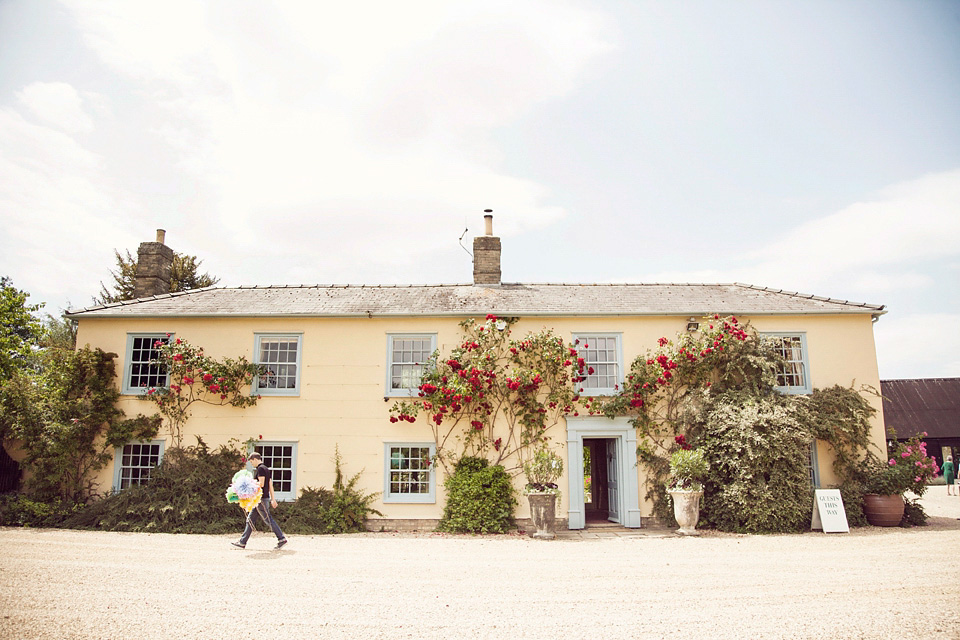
[{"xmin": 232, "ymin": 453, "xmax": 288, "ymax": 549}]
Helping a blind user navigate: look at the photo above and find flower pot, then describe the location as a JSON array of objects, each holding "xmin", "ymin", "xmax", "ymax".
[
  {"xmin": 862, "ymin": 493, "xmax": 904, "ymax": 527},
  {"xmin": 669, "ymin": 489, "xmax": 703, "ymax": 536},
  {"xmin": 527, "ymin": 492, "xmax": 558, "ymax": 540}
]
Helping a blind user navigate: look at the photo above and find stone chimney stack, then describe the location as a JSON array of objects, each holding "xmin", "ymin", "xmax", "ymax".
[
  {"xmin": 472, "ymin": 210, "xmax": 501, "ymax": 286},
  {"xmin": 134, "ymin": 229, "xmax": 174, "ymax": 298}
]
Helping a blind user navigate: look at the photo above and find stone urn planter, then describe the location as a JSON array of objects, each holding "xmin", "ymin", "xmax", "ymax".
[
  {"xmin": 669, "ymin": 489, "xmax": 703, "ymax": 536},
  {"xmin": 862, "ymin": 493, "xmax": 904, "ymax": 527},
  {"xmin": 527, "ymin": 492, "xmax": 558, "ymax": 540}
]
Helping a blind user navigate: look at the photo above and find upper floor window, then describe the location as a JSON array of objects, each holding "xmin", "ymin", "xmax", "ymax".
[
  {"xmin": 765, "ymin": 333, "xmax": 812, "ymax": 394},
  {"xmin": 252, "ymin": 441, "xmax": 297, "ymax": 501},
  {"xmin": 573, "ymin": 333, "xmax": 623, "ymax": 396},
  {"xmin": 114, "ymin": 440, "xmax": 164, "ymax": 490},
  {"xmin": 123, "ymin": 333, "xmax": 170, "ymax": 394},
  {"xmin": 386, "ymin": 334, "xmax": 436, "ymax": 396},
  {"xmin": 254, "ymin": 334, "xmax": 302, "ymax": 396}
]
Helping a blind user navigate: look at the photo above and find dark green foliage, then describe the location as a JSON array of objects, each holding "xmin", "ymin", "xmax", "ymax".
[
  {"xmin": 901, "ymin": 497, "xmax": 927, "ymax": 527},
  {"xmin": 0, "ymin": 347, "xmax": 160, "ymax": 502},
  {"xmin": 62, "ymin": 442, "xmax": 382, "ymax": 535},
  {"xmin": 0, "ymin": 494, "xmax": 82, "ymax": 527},
  {"xmin": 437, "ymin": 456, "xmax": 517, "ymax": 533},
  {"xmin": 696, "ymin": 392, "xmax": 814, "ymax": 533},
  {"xmin": 62, "ymin": 439, "xmax": 243, "ymax": 533},
  {"xmin": 95, "ymin": 249, "xmax": 219, "ymax": 305},
  {"xmin": 0, "ymin": 276, "xmax": 45, "ymax": 381}
]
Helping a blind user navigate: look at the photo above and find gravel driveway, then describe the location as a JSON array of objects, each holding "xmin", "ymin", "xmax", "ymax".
[{"xmin": 3, "ymin": 487, "xmax": 959, "ymax": 640}]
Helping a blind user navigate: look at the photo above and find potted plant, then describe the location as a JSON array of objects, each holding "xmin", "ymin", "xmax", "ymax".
[
  {"xmin": 667, "ymin": 437, "xmax": 708, "ymax": 536},
  {"xmin": 861, "ymin": 436, "xmax": 939, "ymax": 527},
  {"xmin": 522, "ymin": 447, "xmax": 564, "ymax": 540}
]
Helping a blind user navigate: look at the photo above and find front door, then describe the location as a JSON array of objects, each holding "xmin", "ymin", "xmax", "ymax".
[{"xmin": 606, "ymin": 438, "xmax": 620, "ymax": 523}]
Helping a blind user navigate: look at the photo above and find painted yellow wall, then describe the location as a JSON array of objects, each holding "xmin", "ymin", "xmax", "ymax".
[{"xmin": 76, "ymin": 312, "xmax": 885, "ymax": 523}]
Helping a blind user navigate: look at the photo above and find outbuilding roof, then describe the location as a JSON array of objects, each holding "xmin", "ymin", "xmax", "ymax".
[
  {"xmin": 66, "ymin": 282, "xmax": 885, "ymax": 319},
  {"xmin": 881, "ymin": 378, "xmax": 960, "ymax": 440}
]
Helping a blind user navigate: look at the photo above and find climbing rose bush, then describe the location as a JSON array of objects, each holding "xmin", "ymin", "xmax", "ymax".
[{"xmin": 143, "ymin": 336, "xmax": 264, "ymax": 445}]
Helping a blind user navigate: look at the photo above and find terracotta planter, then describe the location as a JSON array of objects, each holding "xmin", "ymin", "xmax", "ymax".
[
  {"xmin": 527, "ymin": 492, "xmax": 558, "ymax": 540},
  {"xmin": 863, "ymin": 493, "xmax": 904, "ymax": 527},
  {"xmin": 669, "ymin": 489, "xmax": 703, "ymax": 536}
]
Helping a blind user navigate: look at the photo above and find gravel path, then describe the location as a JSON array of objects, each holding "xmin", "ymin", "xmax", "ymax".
[{"xmin": 3, "ymin": 487, "xmax": 959, "ymax": 640}]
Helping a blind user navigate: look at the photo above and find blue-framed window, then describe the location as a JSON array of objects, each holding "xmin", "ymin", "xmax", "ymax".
[
  {"xmin": 383, "ymin": 443, "xmax": 436, "ymax": 503},
  {"xmin": 252, "ymin": 441, "xmax": 297, "ymax": 502},
  {"xmin": 765, "ymin": 333, "xmax": 813, "ymax": 395},
  {"xmin": 386, "ymin": 334, "xmax": 436, "ymax": 397},
  {"xmin": 573, "ymin": 333, "xmax": 623, "ymax": 396},
  {"xmin": 114, "ymin": 440, "xmax": 165, "ymax": 490},
  {"xmin": 254, "ymin": 334, "xmax": 302, "ymax": 396},
  {"xmin": 122, "ymin": 333, "xmax": 171, "ymax": 395}
]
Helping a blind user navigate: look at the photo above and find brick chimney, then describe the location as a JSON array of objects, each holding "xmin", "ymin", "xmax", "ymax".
[
  {"xmin": 473, "ymin": 210, "xmax": 501, "ymax": 286},
  {"xmin": 134, "ymin": 229, "xmax": 174, "ymax": 298}
]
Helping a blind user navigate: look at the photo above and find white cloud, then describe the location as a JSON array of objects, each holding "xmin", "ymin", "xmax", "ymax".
[
  {"xmin": 15, "ymin": 81, "xmax": 96, "ymax": 134},
  {"xmin": 51, "ymin": 0, "xmax": 614, "ymax": 286},
  {"xmin": 874, "ymin": 312, "xmax": 960, "ymax": 379}
]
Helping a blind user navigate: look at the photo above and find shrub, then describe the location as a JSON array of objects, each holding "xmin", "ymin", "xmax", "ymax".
[
  {"xmin": 697, "ymin": 391, "xmax": 813, "ymax": 533},
  {"xmin": 437, "ymin": 456, "xmax": 516, "ymax": 533},
  {"xmin": 63, "ymin": 438, "xmax": 243, "ymax": 533},
  {"xmin": 0, "ymin": 493, "xmax": 81, "ymax": 527}
]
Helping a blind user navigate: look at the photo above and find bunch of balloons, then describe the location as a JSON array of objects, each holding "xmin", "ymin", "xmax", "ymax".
[{"xmin": 225, "ymin": 469, "xmax": 262, "ymax": 513}]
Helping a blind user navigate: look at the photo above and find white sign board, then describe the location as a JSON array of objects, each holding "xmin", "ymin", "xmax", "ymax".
[{"xmin": 811, "ymin": 489, "xmax": 849, "ymax": 533}]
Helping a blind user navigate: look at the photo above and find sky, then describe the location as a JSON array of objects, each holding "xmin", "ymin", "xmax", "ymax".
[{"xmin": 1, "ymin": 0, "xmax": 958, "ymax": 380}]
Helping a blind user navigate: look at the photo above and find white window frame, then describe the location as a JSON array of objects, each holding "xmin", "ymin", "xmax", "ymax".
[
  {"xmin": 251, "ymin": 441, "xmax": 298, "ymax": 502},
  {"xmin": 253, "ymin": 333, "xmax": 303, "ymax": 396},
  {"xmin": 764, "ymin": 332, "xmax": 813, "ymax": 395},
  {"xmin": 113, "ymin": 439, "xmax": 165, "ymax": 490},
  {"xmin": 122, "ymin": 333, "xmax": 172, "ymax": 395},
  {"xmin": 572, "ymin": 333, "xmax": 623, "ymax": 396},
  {"xmin": 383, "ymin": 442, "xmax": 436, "ymax": 503},
  {"xmin": 385, "ymin": 333, "xmax": 437, "ymax": 397}
]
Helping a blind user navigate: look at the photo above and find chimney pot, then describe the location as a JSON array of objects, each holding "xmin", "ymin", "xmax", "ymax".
[
  {"xmin": 483, "ymin": 210, "xmax": 493, "ymax": 236},
  {"xmin": 156, "ymin": 229, "xmax": 166, "ymax": 244}
]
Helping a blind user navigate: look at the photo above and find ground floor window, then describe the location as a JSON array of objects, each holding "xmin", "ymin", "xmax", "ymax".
[
  {"xmin": 808, "ymin": 441, "xmax": 821, "ymax": 488},
  {"xmin": 383, "ymin": 443, "xmax": 435, "ymax": 503},
  {"xmin": 114, "ymin": 440, "xmax": 164, "ymax": 490},
  {"xmin": 253, "ymin": 442, "xmax": 297, "ymax": 501}
]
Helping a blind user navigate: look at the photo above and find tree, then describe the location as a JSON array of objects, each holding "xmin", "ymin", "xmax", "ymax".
[
  {"xmin": 0, "ymin": 347, "xmax": 160, "ymax": 502},
  {"xmin": 0, "ymin": 277, "xmax": 46, "ymax": 382},
  {"xmin": 42, "ymin": 313, "xmax": 77, "ymax": 351},
  {"xmin": 95, "ymin": 250, "xmax": 219, "ymax": 305}
]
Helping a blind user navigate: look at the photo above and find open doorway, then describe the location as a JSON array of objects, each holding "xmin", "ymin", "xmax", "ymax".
[
  {"xmin": 566, "ymin": 417, "xmax": 641, "ymax": 529},
  {"xmin": 583, "ymin": 438, "xmax": 618, "ymax": 523}
]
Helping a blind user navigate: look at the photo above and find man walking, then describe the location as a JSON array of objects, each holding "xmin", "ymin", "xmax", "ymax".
[{"xmin": 232, "ymin": 453, "xmax": 288, "ymax": 549}]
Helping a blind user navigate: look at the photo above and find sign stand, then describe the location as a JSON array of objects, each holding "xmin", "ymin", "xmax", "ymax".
[{"xmin": 811, "ymin": 489, "xmax": 849, "ymax": 533}]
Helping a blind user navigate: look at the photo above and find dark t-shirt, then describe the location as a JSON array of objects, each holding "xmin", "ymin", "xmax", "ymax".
[{"xmin": 255, "ymin": 463, "xmax": 271, "ymax": 500}]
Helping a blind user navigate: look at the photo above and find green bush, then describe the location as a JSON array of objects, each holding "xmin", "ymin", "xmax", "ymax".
[
  {"xmin": 0, "ymin": 493, "xmax": 81, "ymax": 527},
  {"xmin": 63, "ymin": 438, "xmax": 243, "ymax": 533},
  {"xmin": 437, "ymin": 456, "xmax": 517, "ymax": 533},
  {"xmin": 61, "ymin": 441, "xmax": 382, "ymax": 535},
  {"xmin": 697, "ymin": 392, "xmax": 814, "ymax": 533}
]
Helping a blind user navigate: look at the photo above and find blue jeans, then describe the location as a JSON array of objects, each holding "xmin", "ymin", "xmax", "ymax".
[{"xmin": 239, "ymin": 500, "xmax": 286, "ymax": 544}]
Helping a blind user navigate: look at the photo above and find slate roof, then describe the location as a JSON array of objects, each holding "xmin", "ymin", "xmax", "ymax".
[
  {"xmin": 66, "ymin": 282, "xmax": 885, "ymax": 319},
  {"xmin": 881, "ymin": 378, "xmax": 960, "ymax": 440}
]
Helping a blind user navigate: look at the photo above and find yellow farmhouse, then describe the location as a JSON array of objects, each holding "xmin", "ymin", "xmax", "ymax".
[{"xmin": 67, "ymin": 220, "xmax": 888, "ymax": 531}]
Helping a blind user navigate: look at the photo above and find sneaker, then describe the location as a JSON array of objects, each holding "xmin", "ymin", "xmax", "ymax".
[
  {"xmin": 275, "ymin": 538, "xmax": 288, "ymax": 550},
  {"xmin": 231, "ymin": 541, "xmax": 246, "ymax": 549}
]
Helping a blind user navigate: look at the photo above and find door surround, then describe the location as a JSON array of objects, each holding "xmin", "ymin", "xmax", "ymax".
[{"xmin": 566, "ymin": 417, "xmax": 641, "ymax": 529}]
